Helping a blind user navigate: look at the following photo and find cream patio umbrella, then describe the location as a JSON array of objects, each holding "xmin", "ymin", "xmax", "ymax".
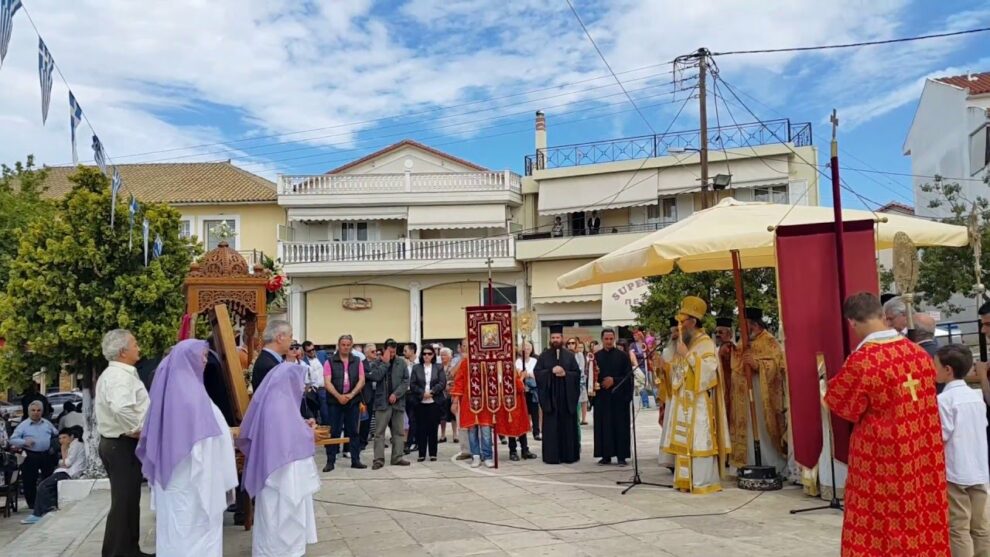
[{"xmin": 557, "ymin": 197, "xmax": 968, "ymax": 290}]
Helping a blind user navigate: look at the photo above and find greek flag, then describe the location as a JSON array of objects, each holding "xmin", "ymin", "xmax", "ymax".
[
  {"xmin": 0, "ymin": 0, "xmax": 21, "ymax": 68},
  {"xmin": 128, "ymin": 195, "xmax": 138, "ymax": 249},
  {"xmin": 142, "ymin": 218, "xmax": 149, "ymax": 266},
  {"xmin": 91, "ymin": 135, "xmax": 108, "ymax": 176},
  {"xmin": 69, "ymin": 92, "xmax": 82, "ymax": 164},
  {"xmin": 152, "ymin": 233, "xmax": 163, "ymax": 259},
  {"xmin": 38, "ymin": 38, "xmax": 54, "ymax": 124},
  {"xmin": 110, "ymin": 167, "xmax": 122, "ymax": 226}
]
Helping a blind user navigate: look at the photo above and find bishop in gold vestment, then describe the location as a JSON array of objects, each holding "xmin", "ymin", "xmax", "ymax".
[
  {"xmin": 659, "ymin": 297, "xmax": 731, "ymax": 494},
  {"xmin": 728, "ymin": 308, "xmax": 788, "ymax": 474}
]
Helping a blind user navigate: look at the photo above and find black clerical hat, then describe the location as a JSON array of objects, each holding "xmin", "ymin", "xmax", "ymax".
[
  {"xmin": 668, "ymin": 317, "xmax": 679, "ymax": 328},
  {"xmin": 880, "ymin": 293, "xmax": 896, "ymax": 305},
  {"xmin": 744, "ymin": 307, "xmax": 765, "ymax": 325},
  {"xmin": 548, "ymin": 323, "xmax": 564, "ymax": 335},
  {"xmin": 715, "ymin": 316, "xmax": 733, "ymax": 328}
]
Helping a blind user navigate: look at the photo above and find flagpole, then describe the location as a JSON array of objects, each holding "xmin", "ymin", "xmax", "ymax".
[{"xmin": 829, "ymin": 110, "xmax": 850, "ymax": 357}]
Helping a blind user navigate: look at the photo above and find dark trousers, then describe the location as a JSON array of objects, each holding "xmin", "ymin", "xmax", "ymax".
[
  {"xmin": 527, "ymin": 398, "xmax": 541, "ymax": 437},
  {"xmin": 20, "ymin": 450, "xmax": 55, "ymax": 509},
  {"xmin": 326, "ymin": 403, "xmax": 361, "ymax": 464},
  {"xmin": 343, "ymin": 418, "xmax": 371, "ymax": 454},
  {"xmin": 305, "ymin": 389, "xmax": 323, "ymax": 423},
  {"xmin": 508, "ymin": 435, "xmax": 530, "ymax": 454},
  {"xmin": 415, "ymin": 402, "xmax": 441, "ymax": 458},
  {"xmin": 406, "ymin": 397, "xmax": 418, "ymax": 447},
  {"xmin": 32, "ymin": 471, "xmax": 69, "ymax": 517},
  {"xmin": 99, "ymin": 436, "xmax": 143, "ymax": 557}
]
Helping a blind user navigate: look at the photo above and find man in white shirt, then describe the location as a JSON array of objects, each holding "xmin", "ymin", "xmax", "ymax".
[
  {"xmin": 936, "ymin": 344, "xmax": 990, "ymax": 557},
  {"xmin": 21, "ymin": 426, "xmax": 85, "ymax": 523},
  {"xmin": 95, "ymin": 329, "xmax": 152, "ymax": 557},
  {"xmin": 301, "ymin": 341, "xmax": 326, "ymax": 423}
]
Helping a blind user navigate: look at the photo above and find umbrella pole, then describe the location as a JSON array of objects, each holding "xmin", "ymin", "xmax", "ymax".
[{"xmin": 731, "ymin": 250, "xmax": 763, "ymax": 468}]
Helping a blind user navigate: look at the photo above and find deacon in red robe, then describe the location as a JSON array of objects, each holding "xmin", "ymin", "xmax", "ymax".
[
  {"xmin": 824, "ymin": 292, "xmax": 949, "ymax": 557},
  {"xmin": 449, "ymin": 351, "xmax": 530, "ymax": 455}
]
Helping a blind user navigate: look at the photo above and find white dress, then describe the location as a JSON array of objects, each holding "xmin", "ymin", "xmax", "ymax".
[
  {"xmin": 252, "ymin": 457, "xmax": 320, "ymax": 557},
  {"xmin": 151, "ymin": 404, "xmax": 238, "ymax": 557}
]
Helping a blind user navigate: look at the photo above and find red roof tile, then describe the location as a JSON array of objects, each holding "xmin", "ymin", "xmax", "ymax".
[
  {"xmin": 936, "ymin": 71, "xmax": 990, "ymax": 96},
  {"xmin": 326, "ymin": 139, "xmax": 488, "ymax": 174}
]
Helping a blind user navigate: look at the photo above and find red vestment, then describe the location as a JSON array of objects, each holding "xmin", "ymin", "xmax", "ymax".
[
  {"xmin": 449, "ymin": 358, "xmax": 530, "ymax": 436},
  {"xmin": 824, "ymin": 336, "xmax": 949, "ymax": 557}
]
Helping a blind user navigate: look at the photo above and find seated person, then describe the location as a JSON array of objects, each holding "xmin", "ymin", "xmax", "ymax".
[{"xmin": 20, "ymin": 426, "xmax": 84, "ymax": 524}]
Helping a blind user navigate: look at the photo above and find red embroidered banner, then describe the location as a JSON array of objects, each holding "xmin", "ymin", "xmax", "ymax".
[
  {"xmin": 466, "ymin": 305, "xmax": 528, "ymax": 435},
  {"xmin": 776, "ymin": 220, "xmax": 878, "ymax": 467}
]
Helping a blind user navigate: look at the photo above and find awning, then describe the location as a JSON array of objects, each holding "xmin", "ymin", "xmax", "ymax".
[
  {"xmin": 531, "ymin": 259, "xmax": 601, "ymax": 304},
  {"xmin": 408, "ymin": 205, "xmax": 506, "ymax": 230},
  {"xmin": 601, "ymin": 279, "xmax": 650, "ymax": 326},
  {"xmin": 538, "ymin": 170, "xmax": 657, "ymax": 215},
  {"xmin": 288, "ymin": 206, "xmax": 407, "ymax": 222}
]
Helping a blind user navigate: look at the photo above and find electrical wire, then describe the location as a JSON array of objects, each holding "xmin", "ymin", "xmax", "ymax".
[
  {"xmin": 711, "ymin": 26, "xmax": 990, "ymax": 56},
  {"xmin": 564, "ymin": 0, "xmax": 656, "ymax": 134},
  {"xmin": 311, "ymin": 491, "xmax": 767, "ymax": 533}
]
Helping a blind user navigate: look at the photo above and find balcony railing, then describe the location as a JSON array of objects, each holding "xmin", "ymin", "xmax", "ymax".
[
  {"xmin": 279, "ymin": 171, "xmax": 521, "ymax": 195},
  {"xmin": 517, "ymin": 221, "xmax": 671, "ymax": 240},
  {"xmin": 523, "ymin": 119, "xmax": 813, "ymax": 175},
  {"xmin": 280, "ymin": 237, "xmax": 513, "ymax": 265}
]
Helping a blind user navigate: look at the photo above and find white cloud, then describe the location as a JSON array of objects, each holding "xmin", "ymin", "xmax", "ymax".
[{"xmin": 0, "ymin": 0, "xmax": 983, "ymax": 179}]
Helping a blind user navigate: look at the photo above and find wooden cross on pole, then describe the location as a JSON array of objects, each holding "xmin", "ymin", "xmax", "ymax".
[{"xmin": 830, "ymin": 109, "xmax": 839, "ymax": 140}]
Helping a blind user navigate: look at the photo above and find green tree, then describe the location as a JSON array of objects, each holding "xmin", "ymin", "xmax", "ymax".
[
  {"xmin": 0, "ymin": 166, "xmax": 199, "ymax": 389},
  {"xmin": 916, "ymin": 173, "xmax": 990, "ymax": 313},
  {"xmin": 633, "ymin": 267, "xmax": 779, "ymax": 332},
  {"xmin": 0, "ymin": 156, "xmax": 55, "ymax": 289}
]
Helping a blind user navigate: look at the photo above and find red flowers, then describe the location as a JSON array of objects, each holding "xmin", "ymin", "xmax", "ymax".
[{"xmin": 266, "ymin": 274, "xmax": 285, "ymax": 293}]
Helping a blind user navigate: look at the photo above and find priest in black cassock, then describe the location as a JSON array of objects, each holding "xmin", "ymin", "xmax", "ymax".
[
  {"xmin": 593, "ymin": 329, "xmax": 632, "ymax": 465},
  {"xmin": 535, "ymin": 324, "xmax": 582, "ymax": 464}
]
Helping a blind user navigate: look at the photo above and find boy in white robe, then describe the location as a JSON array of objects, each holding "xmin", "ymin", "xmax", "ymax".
[
  {"xmin": 237, "ymin": 361, "xmax": 320, "ymax": 557},
  {"xmin": 136, "ymin": 339, "xmax": 238, "ymax": 557}
]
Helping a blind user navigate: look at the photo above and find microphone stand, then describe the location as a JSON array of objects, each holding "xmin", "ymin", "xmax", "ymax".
[
  {"xmin": 790, "ymin": 364, "xmax": 844, "ymax": 514},
  {"xmin": 612, "ymin": 366, "xmax": 671, "ymax": 493}
]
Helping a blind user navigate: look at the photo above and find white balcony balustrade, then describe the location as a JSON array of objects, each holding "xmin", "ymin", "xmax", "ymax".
[
  {"xmin": 279, "ymin": 171, "xmax": 521, "ymax": 195},
  {"xmin": 279, "ymin": 237, "xmax": 513, "ymax": 265}
]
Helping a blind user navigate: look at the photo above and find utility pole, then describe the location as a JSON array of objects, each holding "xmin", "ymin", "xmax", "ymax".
[{"xmin": 698, "ymin": 48, "xmax": 710, "ymax": 209}]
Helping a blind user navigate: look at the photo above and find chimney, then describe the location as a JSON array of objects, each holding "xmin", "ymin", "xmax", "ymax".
[{"xmin": 535, "ymin": 111, "xmax": 547, "ymax": 151}]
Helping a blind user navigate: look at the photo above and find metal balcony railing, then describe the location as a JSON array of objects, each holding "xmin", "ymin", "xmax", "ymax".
[
  {"xmin": 523, "ymin": 119, "xmax": 813, "ymax": 175},
  {"xmin": 516, "ymin": 221, "xmax": 671, "ymax": 240}
]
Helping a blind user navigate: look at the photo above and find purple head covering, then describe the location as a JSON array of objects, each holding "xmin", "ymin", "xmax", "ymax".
[
  {"xmin": 236, "ymin": 362, "xmax": 314, "ymax": 497},
  {"xmin": 136, "ymin": 339, "xmax": 223, "ymax": 488}
]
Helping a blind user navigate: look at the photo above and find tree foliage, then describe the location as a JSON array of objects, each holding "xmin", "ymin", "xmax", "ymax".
[
  {"xmin": 633, "ymin": 267, "xmax": 779, "ymax": 332},
  {"xmin": 916, "ymin": 173, "xmax": 990, "ymax": 313},
  {"xmin": 0, "ymin": 156, "xmax": 55, "ymax": 289},
  {"xmin": 0, "ymin": 167, "xmax": 199, "ymax": 389}
]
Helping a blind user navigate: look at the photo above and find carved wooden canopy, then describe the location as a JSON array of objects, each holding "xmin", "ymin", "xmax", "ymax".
[{"xmin": 184, "ymin": 240, "xmax": 270, "ymax": 351}]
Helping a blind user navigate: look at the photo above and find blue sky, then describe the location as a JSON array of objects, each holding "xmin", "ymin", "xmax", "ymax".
[{"xmin": 1, "ymin": 0, "xmax": 988, "ymax": 210}]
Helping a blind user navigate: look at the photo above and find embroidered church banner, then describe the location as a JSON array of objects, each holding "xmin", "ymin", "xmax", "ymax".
[
  {"xmin": 776, "ymin": 220, "xmax": 878, "ymax": 467},
  {"xmin": 466, "ymin": 305, "xmax": 526, "ymax": 434}
]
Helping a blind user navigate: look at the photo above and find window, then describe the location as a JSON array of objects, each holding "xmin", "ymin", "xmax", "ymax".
[
  {"xmin": 202, "ymin": 219, "xmax": 237, "ymax": 250},
  {"xmin": 483, "ymin": 286, "xmax": 517, "ymax": 306},
  {"xmin": 971, "ymin": 125, "xmax": 989, "ymax": 175},
  {"xmin": 341, "ymin": 222, "xmax": 368, "ymax": 241},
  {"xmin": 753, "ymin": 185, "xmax": 789, "ymax": 204},
  {"xmin": 647, "ymin": 198, "xmax": 677, "ymax": 224},
  {"xmin": 178, "ymin": 219, "xmax": 191, "ymax": 239}
]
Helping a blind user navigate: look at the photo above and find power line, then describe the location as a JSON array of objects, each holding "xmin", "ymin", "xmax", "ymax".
[
  {"xmin": 712, "ymin": 26, "xmax": 990, "ymax": 56},
  {"xmin": 564, "ymin": 0, "xmax": 656, "ymax": 134}
]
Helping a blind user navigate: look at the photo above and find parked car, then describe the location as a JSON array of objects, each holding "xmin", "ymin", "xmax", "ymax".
[
  {"xmin": 48, "ymin": 391, "xmax": 83, "ymax": 420},
  {"xmin": 0, "ymin": 398, "xmax": 22, "ymax": 430}
]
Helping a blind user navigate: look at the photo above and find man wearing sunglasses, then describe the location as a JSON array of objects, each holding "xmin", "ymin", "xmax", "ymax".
[{"xmin": 301, "ymin": 341, "xmax": 324, "ymax": 423}]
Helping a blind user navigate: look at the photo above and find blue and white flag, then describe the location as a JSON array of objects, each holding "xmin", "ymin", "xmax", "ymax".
[
  {"xmin": 69, "ymin": 92, "xmax": 82, "ymax": 164},
  {"xmin": 110, "ymin": 167, "xmax": 122, "ymax": 226},
  {"xmin": 38, "ymin": 38, "xmax": 54, "ymax": 124},
  {"xmin": 142, "ymin": 218, "xmax": 149, "ymax": 267},
  {"xmin": 128, "ymin": 194, "xmax": 138, "ymax": 249},
  {"xmin": 91, "ymin": 135, "xmax": 108, "ymax": 176},
  {"xmin": 0, "ymin": 0, "xmax": 22, "ymax": 68},
  {"xmin": 152, "ymin": 233, "xmax": 163, "ymax": 259}
]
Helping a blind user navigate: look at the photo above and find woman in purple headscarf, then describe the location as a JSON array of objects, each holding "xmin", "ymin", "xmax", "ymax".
[
  {"xmin": 136, "ymin": 339, "xmax": 238, "ymax": 557},
  {"xmin": 236, "ymin": 361, "xmax": 319, "ymax": 557}
]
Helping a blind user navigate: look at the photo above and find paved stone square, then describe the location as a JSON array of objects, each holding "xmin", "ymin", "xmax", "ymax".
[{"xmin": 1, "ymin": 410, "xmax": 842, "ymax": 556}]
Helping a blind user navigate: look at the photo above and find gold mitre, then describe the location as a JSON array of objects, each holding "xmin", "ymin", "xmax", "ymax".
[{"xmin": 676, "ymin": 295, "xmax": 707, "ymax": 321}]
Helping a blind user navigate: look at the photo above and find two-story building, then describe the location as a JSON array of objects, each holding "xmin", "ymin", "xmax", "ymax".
[
  {"xmin": 277, "ymin": 140, "xmax": 524, "ymax": 347},
  {"xmin": 516, "ymin": 111, "xmax": 819, "ymax": 348},
  {"xmin": 905, "ymin": 71, "xmax": 990, "ymax": 219}
]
